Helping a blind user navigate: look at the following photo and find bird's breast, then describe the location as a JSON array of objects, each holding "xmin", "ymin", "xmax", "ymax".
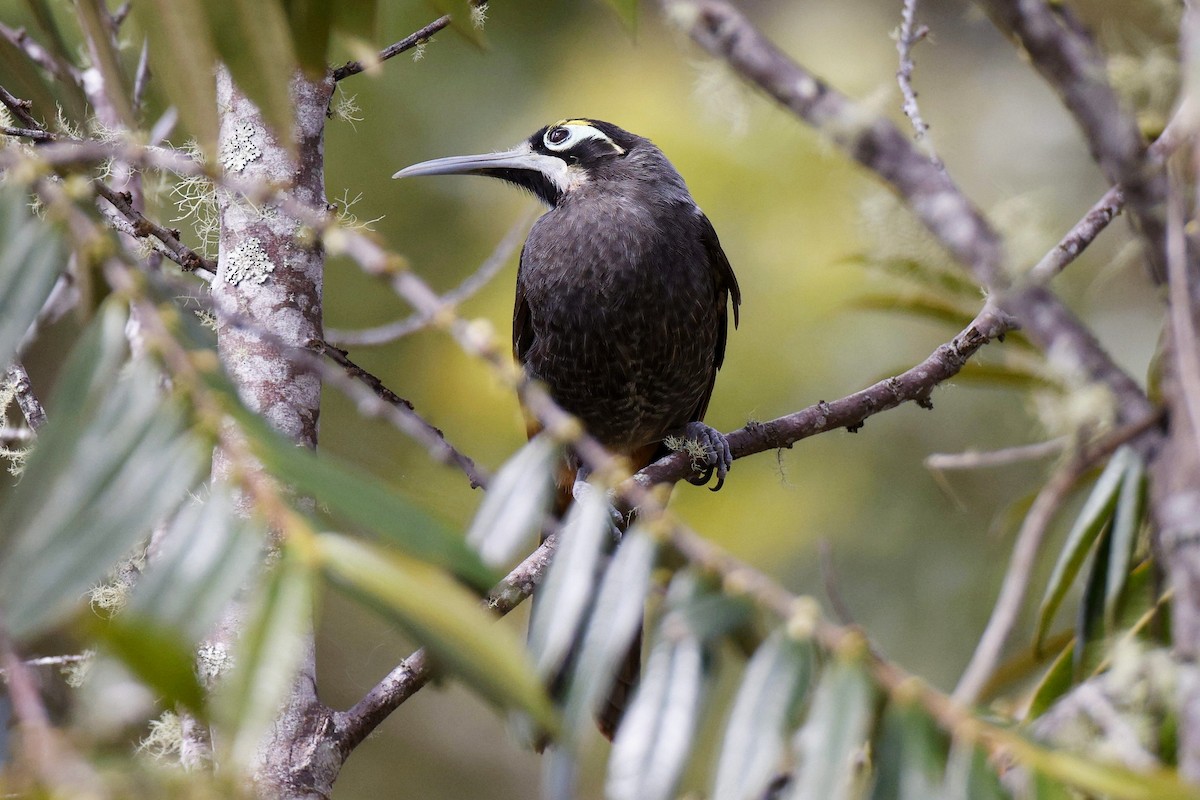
[{"xmin": 517, "ymin": 199, "xmax": 720, "ymax": 450}]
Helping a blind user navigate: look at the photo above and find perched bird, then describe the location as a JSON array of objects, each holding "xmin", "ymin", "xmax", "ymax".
[{"xmin": 394, "ymin": 118, "xmax": 741, "ymax": 737}]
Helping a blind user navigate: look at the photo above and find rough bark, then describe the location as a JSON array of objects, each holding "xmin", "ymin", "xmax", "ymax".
[{"xmin": 208, "ymin": 69, "xmax": 338, "ymax": 799}]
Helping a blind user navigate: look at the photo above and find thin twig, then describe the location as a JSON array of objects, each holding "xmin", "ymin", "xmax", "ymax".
[
  {"xmin": 0, "ymin": 22, "xmax": 80, "ymax": 84},
  {"xmin": 0, "ymin": 125, "xmax": 55, "ymax": 142},
  {"xmin": 818, "ymin": 540, "xmax": 855, "ymax": 625},
  {"xmin": 1165, "ymin": 172, "xmax": 1200, "ymax": 460},
  {"xmin": 335, "ymin": 531, "xmax": 559, "ymax": 751},
  {"xmin": 327, "ymin": 210, "xmax": 531, "ymax": 347},
  {"xmin": 924, "ymin": 437, "xmax": 1066, "ymax": 471},
  {"xmin": 4, "ymin": 363, "xmax": 47, "ymax": 432},
  {"xmin": 332, "ymin": 16, "xmax": 452, "ymax": 82},
  {"xmin": 0, "ymin": 83, "xmax": 42, "ymax": 129},
  {"xmin": 314, "ymin": 341, "xmax": 490, "ymax": 488},
  {"xmin": 895, "ymin": 0, "xmax": 940, "ymax": 166},
  {"xmin": 975, "ymin": 0, "xmax": 1167, "ymax": 279},
  {"xmin": 952, "ymin": 410, "xmax": 1165, "ymax": 705}
]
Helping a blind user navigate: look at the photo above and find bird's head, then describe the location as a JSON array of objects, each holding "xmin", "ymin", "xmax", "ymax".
[{"xmin": 393, "ymin": 119, "xmax": 666, "ymax": 207}]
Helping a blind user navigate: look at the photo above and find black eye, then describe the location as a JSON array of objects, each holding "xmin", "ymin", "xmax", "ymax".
[{"xmin": 547, "ymin": 127, "xmax": 570, "ymax": 145}]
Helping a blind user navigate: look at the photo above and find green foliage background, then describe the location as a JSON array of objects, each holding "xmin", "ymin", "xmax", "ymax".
[{"xmin": 1, "ymin": 0, "xmax": 1176, "ymax": 797}]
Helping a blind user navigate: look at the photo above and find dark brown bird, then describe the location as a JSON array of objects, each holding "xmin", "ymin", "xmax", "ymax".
[{"xmin": 394, "ymin": 118, "xmax": 740, "ymax": 738}]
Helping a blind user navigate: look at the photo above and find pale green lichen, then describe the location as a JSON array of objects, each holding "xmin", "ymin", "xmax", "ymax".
[
  {"xmin": 332, "ymin": 88, "xmax": 363, "ymax": 129},
  {"xmin": 137, "ymin": 711, "xmax": 185, "ymax": 761},
  {"xmin": 62, "ymin": 650, "xmax": 96, "ymax": 688},
  {"xmin": 170, "ymin": 140, "xmax": 219, "ymax": 257},
  {"xmin": 224, "ymin": 237, "xmax": 274, "ymax": 285},
  {"xmin": 663, "ymin": 434, "xmax": 712, "ymax": 471},
  {"xmin": 470, "ymin": 2, "xmax": 488, "ymax": 29},
  {"xmin": 333, "ymin": 189, "xmax": 383, "ymax": 232}
]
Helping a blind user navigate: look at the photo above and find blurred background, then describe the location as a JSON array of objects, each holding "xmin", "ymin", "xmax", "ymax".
[{"xmin": 3, "ymin": 0, "xmax": 1179, "ymax": 797}]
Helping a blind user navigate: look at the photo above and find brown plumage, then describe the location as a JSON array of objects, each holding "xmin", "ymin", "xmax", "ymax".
[{"xmin": 395, "ymin": 118, "xmax": 740, "ymax": 740}]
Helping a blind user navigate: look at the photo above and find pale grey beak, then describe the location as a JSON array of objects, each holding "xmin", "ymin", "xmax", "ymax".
[{"xmin": 392, "ymin": 146, "xmax": 565, "ymax": 181}]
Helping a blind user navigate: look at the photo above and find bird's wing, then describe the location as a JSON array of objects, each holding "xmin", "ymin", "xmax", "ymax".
[{"xmin": 688, "ymin": 212, "xmax": 741, "ymax": 424}]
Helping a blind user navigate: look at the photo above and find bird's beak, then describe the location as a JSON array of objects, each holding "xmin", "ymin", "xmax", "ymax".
[{"xmin": 392, "ymin": 145, "xmax": 564, "ymax": 182}]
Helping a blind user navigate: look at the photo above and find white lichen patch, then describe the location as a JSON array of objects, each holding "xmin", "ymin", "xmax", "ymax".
[
  {"xmin": 219, "ymin": 121, "xmax": 263, "ymax": 172},
  {"xmin": 224, "ymin": 238, "xmax": 275, "ymax": 285},
  {"xmin": 333, "ymin": 88, "xmax": 363, "ymax": 129},
  {"xmin": 664, "ymin": 434, "xmax": 712, "ymax": 471},
  {"xmin": 196, "ymin": 642, "xmax": 234, "ymax": 684}
]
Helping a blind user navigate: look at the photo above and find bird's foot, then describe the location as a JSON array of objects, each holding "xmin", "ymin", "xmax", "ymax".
[
  {"xmin": 675, "ymin": 422, "xmax": 733, "ymax": 491},
  {"xmin": 572, "ymin": 473, "xmax": 625, "ymax": 537}
]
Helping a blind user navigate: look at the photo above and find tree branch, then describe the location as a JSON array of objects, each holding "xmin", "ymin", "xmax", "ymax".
[
  {"xmin": 331, "ymin": 16, "xmax": 452, "ymax": 82},
  {"xmin": 974, "ymin": 0, "xmax": 1167, "ymax": 277}
]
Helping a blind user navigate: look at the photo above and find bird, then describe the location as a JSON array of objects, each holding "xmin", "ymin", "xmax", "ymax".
[{"xmin": 393, "ymin": 118, "xmax": 741, "ymax": 739}]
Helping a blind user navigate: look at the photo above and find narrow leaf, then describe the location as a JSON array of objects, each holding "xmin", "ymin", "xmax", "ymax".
[
  {"xmin": 1026, "ymin": 641, "xmax": 1073, "ymax": 720},
  {"xmin": 466, "ymin": 434, "xmax": 558, "ymax": 568},
  {"xmin": 202, "ymin": 0, "xmax": 298, "ymax": 152},
  {"xmin": 606, "ymin": 617, "xmax": 707, "ymax": 800},
  {"xmin": 318, "ymin": 532, "xmax": 555, "ymax": 730},
  {"xmin": 713, "ymin": 631, "xmax": 813, "ymax": 800},
  {"xmin": 131, "ymin": 0, "xmax": 219, "ymax": 152},
  {"xmin": 128, "ymin": 484, "xmax": 265, "ymax": 643},
  {"xmin": 234, "ymin": 405, "xmax": 493, "ymax": 588},
  {"xmin": 0, "ymin": 183, "xmax": 65, "ymax": 366},
  {"xmin": 562, "ymin": 527, "xmax": 657, "ymax": 740},
  {"xmin": 787, "ymin": 656, "xmax": 876, "ymax": 800},
  {"xmin": 74, "ymin": 0, "xmax": 137, "ymax": 128},
  {"xmin": 602, "ymin": 0, "xmax": 638, "ymax": 31},
  {"xmin": 283, "ymin": 0, "xmax": 335, "ymax": 77},
  {"xmin": 95, "ymin": 617, "xmax": 207, "ymax": 715},
  {"xmin": 1105, "ymin": 454, "xmax": 1146, "ymax": 631},
  {"xmin": 870, "ymin": 701, "xmax": 945, "ymax": 800},
  {"xmin": 214, "ymin": 542, "xmax": 314, "ymax": 773},
  {"xmin": 527, "ymin": 485, "xmax": 611, "ymax": 678},
  {"xmin": 0, "ymin": 305, "xmax": 206, "ymax": 639},
  {"xmin": 1074, "ymin": 525, "xmax": 1111, "ymax": 676},
  {"xmin": 1034, "ymin": 448, "xmax": 1132, "ymax": 651}
]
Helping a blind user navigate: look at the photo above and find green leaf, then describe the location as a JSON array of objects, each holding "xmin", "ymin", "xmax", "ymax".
[
  {"xmin": 852, "ymin": 255, "xmax": 985, "ymax": 304},
  {"xmin": 94, "ymin": 616, "xmax": 206, "ymax": 716},
  {"xmin": 606, "ymin": 579, "xmax": 709, "ymax": 800},
  {"xmin": 131, "ymin": 0, "xmax": 219, "ymax": 152},
  {"xmin": 1074, "ymin": 523, "xmax": 1110, "ymax": 676},
  {"xmin": 128, "ymin": 484, "xmax": 266, "ymax": 643},
  {"xmin": 318, "ymin": 532, "xmax": 555, "ymax": 730},
  {"xmin": 330, "ymin": 0, "xmax": 379, "ymax": 70},
  {"xmin": 562, "ymin": 527, "xmax": 657, "ymax": 740},
  {"xmin": 527, "ymin": 484, "xmax": 611, "ymax": 678},
  {"xmin": 870, "ymin": 701, "xmax": 945, "ymax": 800},
  {"xmin": 601, "ymin": 0, "xmax": 638, "ymax": 31},
  {"xmin": 431, "ymin": 0, "xmax": 487, "ymax": 48},
  {"xmin": 1106, "ymin": 453, "xmax": 1146, "ymax": 631},
  {"xmin": 0, "ymin": 303, "xmax": 207, "ymax": 640},
  {"xmin": 213, "ymin": 542, "xmax": 314, "ymax": 772},
  {"xmin": 854, "ymin": 291, "xmax": 979, "ymax": 331},
  {"xmin": 232, "ymin": 404, "xmax": 493, "ymax": 588},
  {"xmin": 74, "ymin": 0, "xmax": 137, "ymax": 129},
  {"xmin": 1005, "ymin": 733, "xmax": 1198, "ymax": 800},
  {"xmin": 0, "ymin": 183, "xmax": 65, "ymax": 368},
  {"xmin": 1034, "ymin": 448, "xmax": 1133, "ymax": 652},
  {"xmin": 1026, "ymin": 640, "xmax": 1073, "ymax": 720},
  {"xmin": 283, "ymin": 0, "xmax": 335, "ymax": 77},
  {"xmin": 786, "ymin": 656, "xmax": 876, "ymax": 800},
  {"xmin": 466, "ymin": 434, "xmax": 559, "ymax": 568},
  {"xmin": 713, "ymin": 631, "xmax": 813, "ymax": 800},
  {"xmin": 202, "ymin": 0, "xmax": 299, "ymax": 153}
]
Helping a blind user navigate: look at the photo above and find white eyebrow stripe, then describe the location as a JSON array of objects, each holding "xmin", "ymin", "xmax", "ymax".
[{"xmin": 545, "ymin": 124, "xmax": 625, "ymax": 154}]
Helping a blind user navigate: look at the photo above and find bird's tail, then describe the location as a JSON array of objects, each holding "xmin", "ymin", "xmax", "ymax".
[{"xmin": 597, "ymin": 624, "xmax": 641, "ymax": 740}]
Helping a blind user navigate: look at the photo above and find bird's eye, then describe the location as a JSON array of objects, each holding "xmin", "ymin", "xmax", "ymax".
[{"xmin": 545, "ymin": 127, "xmax": 572, "ymax": 148}]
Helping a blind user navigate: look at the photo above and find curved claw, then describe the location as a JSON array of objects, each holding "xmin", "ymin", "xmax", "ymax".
[{"xmin": 678, "ymin": 421, "xmax": 733, "ymax": 491}]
